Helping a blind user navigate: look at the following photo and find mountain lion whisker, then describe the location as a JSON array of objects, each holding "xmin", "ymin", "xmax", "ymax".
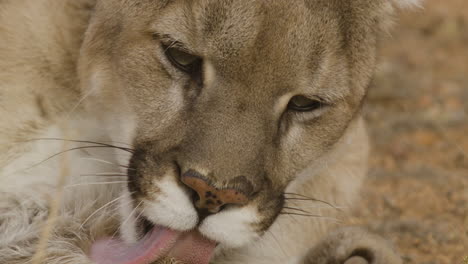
[
  {"xmin": 282, "ymin": 206, "xmax": 312, "ymax": 214},
  {"xmin": 266, "ymin": 230, "xmax": 288, "ymax": 258},
  {"xmin": 6, "ymin": 145, "xmax": 136, "ymax": 177},
  {"xmin": 285, "ymin": 201, "xmax": 346, "ymax": 210},
  {"xmin": 80, "ymin": 172, "xmax": 128, "ymax": 176},
  {"xmin": 114, "ymin": 200, "xmax": 144, "ymax": 239},
  {"xmin": 9, "ymin": 145, "xmax": 135, "ymax": 177},
  {"xmin": 80, "ymin": 157, "xmax": 133, "ymax": 170},
  {"xmin": 80, "ymin": 175, "xmax": 128, "ymax": 179},
  {"xmin": 26, "ymin": 138, "xmax": 135, "ymax": 152},
  {"xmin": 284, "ymin": 198, "xmax": 346, "ymax": 211},
  {"xmin": 283, "ymin": 193, "xmax": 342, "ymax": 210},
  {"xmin": 65, "ymin": 181, "xmax": 129, "ymax": 189},
  {"xmin": 279, "ymin": 212, "xmax": 341, "ymax": 223},
  {"xmin": 79, "ymin": 194, "xmax": 131, "ymax": 230},
  {"xmin": 109, "ymin": 202, "xmax": 145, "ymax": 241}
]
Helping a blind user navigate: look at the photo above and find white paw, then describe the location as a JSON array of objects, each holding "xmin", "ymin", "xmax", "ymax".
[{"xmin": 301, "ymin": 227, "xmax": 402, "ymax": 264}]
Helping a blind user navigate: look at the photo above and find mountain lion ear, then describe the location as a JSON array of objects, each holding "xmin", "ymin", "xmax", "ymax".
[{"xmin": 391, "ymin": 0, "xmax": 423, "ymax": 9}]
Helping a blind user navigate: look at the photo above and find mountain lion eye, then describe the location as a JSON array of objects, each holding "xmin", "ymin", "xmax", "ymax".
[
  {"xmin": 287, "ymin": 96, "xmax": 323, "ymax": 112},
  {"xmin": 163, "ymin": 45, "xmax": 202, "ymax": 74}
]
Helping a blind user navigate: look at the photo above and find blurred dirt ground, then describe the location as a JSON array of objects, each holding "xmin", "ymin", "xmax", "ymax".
[{"xmin": 348, "ymin": 0, "xmax": 468, "ymax": 263}]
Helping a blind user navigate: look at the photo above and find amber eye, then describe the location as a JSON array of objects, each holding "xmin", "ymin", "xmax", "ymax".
[
  {"xmin": 162, "ymin": 44, "xmax": 202, "ymax": 74},
  {"xmin": 287, "ymin": 95, "xmax": 323, "ymax": 112}
]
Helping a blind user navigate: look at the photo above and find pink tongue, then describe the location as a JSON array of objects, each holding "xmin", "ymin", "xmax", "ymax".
[
  {"xmin": 90, "ymin": 227, "xmax": 216, "ymax": 264},
  {"xmin": 168, "ymin": 232, "xmax": 216, "ymax": 264}
]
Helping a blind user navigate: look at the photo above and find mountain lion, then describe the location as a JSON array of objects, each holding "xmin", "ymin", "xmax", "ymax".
[{"xmin": 0, "ymin": 0, "xmax": 420, "ymax": 263}]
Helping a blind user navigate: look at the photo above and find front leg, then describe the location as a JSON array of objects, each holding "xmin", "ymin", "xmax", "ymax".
[
  {"xmin": 0, "ymin": 188, "xmax": 117, "ymax": 264},
  {"xmin": 0, "ymin": 189, "xmax": 50, "ymax": 263},
  {"xmin": 300, "ymin": 227, "xmax": 402, "ymax": 264}
]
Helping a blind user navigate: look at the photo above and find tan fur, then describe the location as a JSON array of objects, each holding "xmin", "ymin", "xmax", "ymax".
[{"xmin": 0, "ymin": 0, "xmax": 418, "ymax": 263}]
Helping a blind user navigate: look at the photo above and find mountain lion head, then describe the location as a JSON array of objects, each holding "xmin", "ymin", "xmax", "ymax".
[{"xmin": 76, "ymin": 0, "xmax": 416, "ymax": 263}]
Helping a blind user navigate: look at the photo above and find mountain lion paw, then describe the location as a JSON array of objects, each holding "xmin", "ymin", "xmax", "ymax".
[{"xmin": 301, "ymin": 227, "xmax": 402, "ymax": 264}]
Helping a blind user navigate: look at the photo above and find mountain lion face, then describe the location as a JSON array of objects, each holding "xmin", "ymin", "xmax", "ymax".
[{"xmin": 78, "ymin": 0, "xmax": 391, "ymax": 258}]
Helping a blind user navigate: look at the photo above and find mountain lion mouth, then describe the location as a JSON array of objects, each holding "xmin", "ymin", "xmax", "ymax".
[{"xmin": 91, "ymin": 224, "xmax": 217, "ymax": 264}]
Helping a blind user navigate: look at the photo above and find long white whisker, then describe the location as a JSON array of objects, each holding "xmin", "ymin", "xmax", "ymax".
[
  {"xmin": 80, "ymin": 157, "xmax": 123, "ymax": 166},
  {"xmin": 134, "ymin": 208, "xmax": 145, "ymax": 224},
  {"xmin": 266, "ymin": 230, "xmax": 288, "ymax": 259},
  {"xmin": 65, "ymin": 85, "xmax": 96, "ymax": 121},
  {"xmin": 6, "ymin": 145, "xmax": 131, "ymax": 177},
  {"xmin": 284, "ymin": 203, "xmax": 347, "ymax": 210},
  {"xmin": 111, "ymin": 202, "xmax": 144, "ymax": 240},
  {"xmin": 79, "ymin": 195, "xmax": 128, "ymax": 230},
  {"xmin": 121, "ymin": 201, "xmax": 143, "ymax": 230},
  {"xmin": 80, "ymin": 173, "xmax": 127, "ymax": 176},
  {"xmin": 80, "ymin": 157, "xmax": 134, "ymax": 170},
  {"xmin": 80, "ymin": 175, "xmax": 128, "ymax": 178},
  {"xmin": 65, "ymin": 181, "xmax": 128, "ymax": 188},
  {"xmin": 99, "ymin": 140, "xmax": 134, "ymax": 147},
  {"xmin": 280, "ymin": 213, "xmax": 342, "ymax": 223}
]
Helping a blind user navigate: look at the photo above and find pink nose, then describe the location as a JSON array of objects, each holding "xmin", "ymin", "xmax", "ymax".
[{"xmin": 181, "ymin": 172, "xmax": 249, "ymax": 213}]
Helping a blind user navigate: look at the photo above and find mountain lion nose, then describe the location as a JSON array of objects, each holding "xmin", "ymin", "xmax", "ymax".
[{"xmin": 181, "ymin": 170, "xmax": 249, "ymax": 214}]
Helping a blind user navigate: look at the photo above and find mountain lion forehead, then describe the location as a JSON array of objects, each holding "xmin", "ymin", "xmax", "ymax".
[
  {"xmin": 193, "ymin": 0, "xmax": 264, "ymax": 39},
  {"xmin": 192, "ymin": 0, "xmax": 315, "ymax": 40},
  {"xmin": 151, "ymin": 0, "xmax": 317, "ymax": 56}
]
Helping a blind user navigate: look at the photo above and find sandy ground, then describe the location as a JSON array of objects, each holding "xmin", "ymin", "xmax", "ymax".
[{"xmin": 348, "ymin": 1, "xmax": 468, "ymax": 263}]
